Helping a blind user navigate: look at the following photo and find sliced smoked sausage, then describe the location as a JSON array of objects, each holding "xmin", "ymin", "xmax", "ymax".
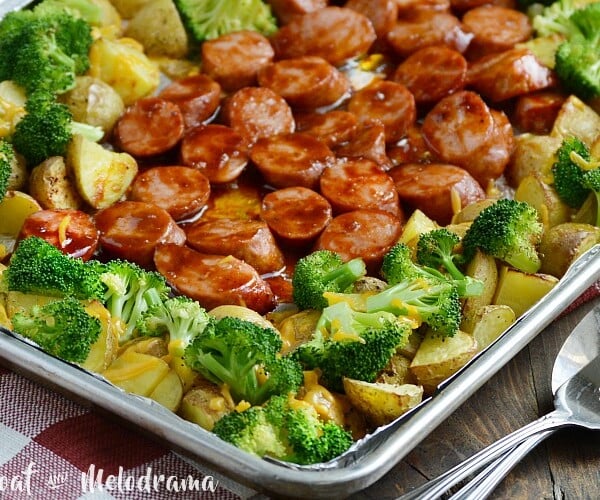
[
  {"xmin": 319, "ymin": 159, "xmax": 402, "ymax": 217},
  {"xmin": 250, "ymin": 132, "xmax": 335, "ymax": 189},
  {"xmin": 180, "ymin": 124, "xmax": 248, "ymax": 184},
  {"xmin": 185, "ymin": 218, "xmax": 285, "ymax": 275},
  {"xmin": 462, "ymin": 5, "xmax": 532, "ymax": 59},
  {"xmin": 347, "ymin": 80, "xmax": 416, "ymax": 144},
  {"xmin": 260, "ymin": 187, "xmax": 332, "ymax": 247},
  {"xmin": 345, "ymin": 0, "xmax": 398, "ymax": 38},
  {"xmin": 466, "ymin": 47, "xmax": 555, "ymax": 102},
  {"xmin": 201, "ymin": 30, "xmax": 274, "ymax": 92},
  {"xmin": 315, "ymin": 209, "xmax": 402, "ymax": 272},
  {"xmin": 128, "ymin": 166, "xmax": 211, "ymax": 222},
  {"xmin": 115, "ymin": 97, "xmax": 185, "ymax": 157},
  {"xmin": 389, "ymin": 163, "xmax": 485, "ymax": 225},
  {"xmin": 392, "ymin": 46, "xmax": 468, "ymax": 106},
  {"xmin": 154, "ymin": 244, "xmax": 276, "ymax": 314},
  {"xmin": 270, "ymin": 7, "xmax": 376, "ymax": 65},
  {"xmin": 269, "ymin": 0, "xmax": 328, "ymax": 25},
  {"xmin": 18, "ymin": 209, "xmax": 99, "ymax": 261},
  {"xmin": 95, "ymin": 201, "xmax": 186, "ymax": 268},
  {"xmin": 513, "ymin": 91, "xmax": 566, "ymax": 135},
  {"xmin": 295, "ymin": 110, "xmax": 359, "ymax": 149},
  {"xmin": 334, "ymin": 120, "xmax": 391, "ymax": 170},
  {"xmin": 221, "ymin": 87, "xmax": 295, "ymax": 147},
  {"xmin": 158, "ymin": 74, "xmax": 221, "ymax": 130},
  {"xmin": 258, "ymin": 56, "xmax": 351, "ymax": 110}
]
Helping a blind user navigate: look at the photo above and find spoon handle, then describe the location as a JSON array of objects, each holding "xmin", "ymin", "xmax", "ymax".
[
  {"xmin": 398, "ymin": 411, "xmax": 568, "ymax": 500},
  {"xmin": 448, "ymin": 430, "xmax": 555, "ymax": 500}
]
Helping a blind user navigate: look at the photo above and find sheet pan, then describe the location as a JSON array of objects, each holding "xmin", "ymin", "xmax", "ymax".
[{"xmin": 2, "ymin": 245, "xmax": 599, "ymax": 498}]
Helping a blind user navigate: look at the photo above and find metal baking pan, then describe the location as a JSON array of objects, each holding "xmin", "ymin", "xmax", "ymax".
[{"xmin": 2, "ymin": 245, "xmax": 599, "ymax": 498}]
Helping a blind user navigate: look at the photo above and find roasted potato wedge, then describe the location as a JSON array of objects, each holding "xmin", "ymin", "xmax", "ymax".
[
  {"xmin": 276, "ymin": 309, "xmax": 321, "ymax": 355},
  {"xmin": 504, "ymin": 133, "xmax": 561, "ymax": 188},
  {"xmin": 149, "ymin": 369, "xmax": 183, "ymax": 412},
  {"xmin": 60, "ymin": 76, "xmax": 125, "ymax": 137},
  {"xmin": 124, "ymin": 0, "xmax": 188, "ymax": 58},
  {"xmin": 470, "ymin": 305, "xmax": 516, "ymax": 352},
  {"xmin": 514, "ymin": 175, "xmax": 572, "ymax": 230},
  {"xmin": 493, "ymin": 266, "xmax": 559, "ymax": 318},
  {"xmin": 4, "ymin": 291, "xmax": 57, "ymax": 319},
  {"xmin": 343, "ymin": 378, "xmax": 424, "ymax": 427},
  {"xmin": 461, "ymin": 250, "xmax": 498, "ymax": 334},
  {"xmin": 451, "ymin": 199, "xmax": 496, "ymax": 225},
  {"xmin": 179, "ymin": 379, "xmax": 234, "ymax": 431},
  {"xmin": 398, "ymin": 209, "xmax": 439, "ymax": 249},
  {"xmin": 551, "ymin": 95, "xmax": 600, "ymax": 147},
  {"xmin": 68, "ymin": 135, "xmax": 138, "ymax": 209},
  {"xmin": 410, "ymin": 330, "xmax": 478, "ymax": 394},
  {"xmin": 377, "ymin": 353, "xmax": 416, "ymax": 385},
  {"xmin": 209, "ymin": 304, "xmax": 277, "ymax": 331},
  {"xmin": 103, "ymin": 350, "xmax": 171, "ymax": 396},
  {"xmin": 80, "ymin": 300, "xmax": 119, "ymax": 373},
  {"xmin": 108, "ymin": 0, "xmax": 154, "ymax": 18},
  {"xmin": 28, "ymin": 156, "xmax": 83, "ymax": 210},
  {"xmin": 539, "ymin": 222, "xmax": 600, "ymax": 278}
]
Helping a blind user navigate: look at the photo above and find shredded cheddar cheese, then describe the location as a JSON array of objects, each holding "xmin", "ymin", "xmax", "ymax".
[{"xmin": 58, "ymin": 215, "xmax": 72, "ymax": 248}]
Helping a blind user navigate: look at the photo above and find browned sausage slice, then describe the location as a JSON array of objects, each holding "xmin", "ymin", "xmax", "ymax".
[
  {"xmin": 466, "ymin": 48, "xmax": 555, "ymax": 102},
  {"xmin": 154, "ymin": 244, "xmax": 276, "ymax": 314},
  {"xmin": 389, "ymin": 163, "xmax": 485, "ymax": 225},
  {"xmin": 19, "ymin": 209, "xmax": 99, "ymax": 261},
  {"xmin": 95, "ymin": 201, "xmax": 186, "ymax": 268},
  {"xmin": 347, "ymin": 80, "xmax": 416, "ymax": 144},
  {"xmin": 513, "ymin": 91, "xmax": 566, "ymax": 135},
  {"xmin": 158, "ymin": 74, "xmax": 221, "ymax": 130},
  {"xmin": 258, "ymin": 56, "xmax": 351, "ymax": 110},
  {"xmin": 185, "ymin": 218, "xmax": 285, "ymax": 275},
  {"xmin": 250, "ymin": 132, "xmax": 335, "ymax": 189},
  {"xmin": 345, "ymin": 0, "xmax": 398, "ymax": 38},
  {"xmin": 421, "ymin": 90, "xmax": 495, "ymax": 169},
  {"xmin": 128, "ymin": 166, "xmax": 211, "ymax": 222},
  {"xmin": 462, "ymin": 6, "xmax": 532, "ymax": 59},
  {"xmin": 270, "ymin": 7, "xmax": 376, "ymax": 65},
  {"xmin": 201, "ymin": 30, "xmax": 274, "ymax": 92},
  {"xmin": 315, "ymin": 209, "xmax": 402, "ymax": 272},
  {"xmin": 319, "ymin": 159, "xmax": 402, "ymax": 218},
  {"xmin": 387, "ymin": 124, "xmax": 439, "ymax": 166},
  {"xmin": 260, "ymin": 187, "xmax": 332, "ymax": 246},
  {"xmin": 115, "ymin": 97, "xmax": 185, "ymax": 157},
  {"xmin": 269, "ymin": 0, "xmax": 328, "ymax": 25},
  {"xmin": 392, "ymin": 46, "xmax": 468, "ymax": 106},
  {"xmin": 180, "ymin": 124, "xmax": 248, "ymax": 184},
  {"xmin": 334, "ymin": 120, "xmax": 391, "ymax": 170},
  {"xmin": 295, "ymin": 110, "xmax": 359, "ymax": 149},
  {"xmin": 221, "ymin": 87, "xmax": 295, "ymax": 147},
  {"xmin": 386, "ymin": 11, "xmax": 473, "ymax": 57}
]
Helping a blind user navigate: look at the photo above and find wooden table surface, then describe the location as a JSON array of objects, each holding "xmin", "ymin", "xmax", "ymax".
[{"xmin": 351, "ymin": 297, "xmax": 600, "ymax": 500}]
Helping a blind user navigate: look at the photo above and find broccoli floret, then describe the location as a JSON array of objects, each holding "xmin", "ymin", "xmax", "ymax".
[
  {"xmin": 212, "ymin": 395, "xmax": 353, "ymax": 465},
  {"xmin": 2, "ymin": 236, "xmax": 104, "ymax": 300},
  {"xmin": 0, "ymin": 139, "xmax": 15, "ymax": 204},
  {"xmin": 532, "ymin": 0, "xmax": 582, "ymax": 37},
  {"xmin": 292, "ymin": 250, "xmax": 367, "ymax": 310},
  {"xmin": 137, "ymin": 296, "xmax": 212, "ymax": 357},
  {"xmin": 34, "ymin": 0, "xmax": 104, "ymax": 26},
  {"xmin": 294, "ymin": 301, "xmax": 411, "ymax": 391},
  {"xmin": 551, "ymin": 136, "xmax": 593, "ymax": 208},
  {"xmin": 416, "ymin": 229, "xmax": 484, "ymax": 298},
  {"xmin": 94, "ymin": 259, "xmax": 170, "ymax": 343},
  {"xmin": 461, "ymin": 199, "xmax": 543, "ymax": 274},
  {"xmin": 0, "ymin": 8, "xmax": 93, "ymax": 96},
  {"xmin": 12, "ymin": 91, "xmax": 103, "ymax": 167},
  {"xmin": 184, "ymin": 316, "xmax": 303, "ymax": 406},
  {"xmin": 12, "ymin": 297, "xmax": 101, "ymax": 364},
  {"xmin": 365, "ymin": 276, "xmax": 461, "ymax": 339},
  {"xmin": 174, "ymin": 0, "xmax": 278, "ymax": 44}
]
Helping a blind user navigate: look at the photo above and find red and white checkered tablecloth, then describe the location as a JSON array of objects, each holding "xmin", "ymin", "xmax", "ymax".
[
  {"xmin": 1, "ymin": 282, "xmax": 599, "ymax": 500},
  {"xmin": 0, "ymin": 366, "xmax": 252, "ymax": 500}
]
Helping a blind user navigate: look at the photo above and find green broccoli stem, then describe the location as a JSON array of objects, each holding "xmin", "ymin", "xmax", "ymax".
[
  {"xmin": 322, "ymin": 258, "xmax": 366, "ymax": 291},
  {"xmin": 366, "ymin": 280, "xmax": 449, "ymax": 315},
  {"xmin": 505, "ymin": 251, "xmax": 541, "ymax": 275}
]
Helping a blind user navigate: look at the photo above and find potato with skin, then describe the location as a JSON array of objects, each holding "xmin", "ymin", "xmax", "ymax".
[
  {"xmin": 539, "ymin": 222, "xmax": 600, "ymax": 278},
  {"xmin": 398, "ymin": 209, "xmax": 439, "ymax": 250},
  {"xmin": 149, "ymin": 369, "xmax": 183, "ymax": 412},
  {"xmin": 470, "ymin": 305, "xmax": 516, "ymax": 352},
  {"xmin": 28, "ymin": 157, "xmax": 83, "ymax": 210},
  {"xmin": 68, "ymin": 135, "xmax": 138, "ymax": 209},
  {"xmin": 80, "ymin": 300, "xmax": 119, "ymax": 373},
  {"xmin": 124, "ymin": 0, "xmax": 188, "ymax": 59},
  {"xmin": 504, "ymin": 133, "xmax": 561, "ymax": 189},
  {"xmin": 60, "ymin": 76, "xmax": 125, "ymax": 137},
  {"xmin": 551, "ymin": 95, "xmax": 600, "ymax": 147},
  {"xmin": 276, "ymin": 309, "xmax": 321, "ymax": 355},
  {"xmin": 377, "ymin": 353, "xmax": 416, "ymax": 385},
  {"xmin": 179, "ymin": 379, "xmax": 235, "ymax": 431},
  {"xmin": 493, "ymin": 266, "xmax": 559, "ymax": 318},
  {"xmin": 108, "ymin": 0, "xmax": 153, "ymax": 18},
  {"xmin": 343, "ymin": 378, "xmax": 424, "ymax": 427},
  {"xmin": 103, "ymin": 350, "xmax": 171, "ymax": 396},
  {"xmin": 514, "ymin": 175, "xmax": 572, "ymax": 230},
  {"xmin": 0, "ymin": 191, "xmax": 41, "ymax": 255},
  {"xmin": 451, "ymin": 198, "xmax": 496, "ymax": 225},
  {"xmin": 410, "ymin": 330, "xmax": 478, "ymax": 394},
  {"xmin": 6, "ymin": 151, "xmax": 27, "ymax": 192},
  {"xmin": 460, "ymin": 250, "xmax": 498, "ymax": 334}
]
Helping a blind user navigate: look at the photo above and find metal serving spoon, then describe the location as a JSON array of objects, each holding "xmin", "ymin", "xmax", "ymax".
[
  {"xmin": 399, "ymin": 304, "xmax": 600, "ymax": 500},
  {"xmin": 449, "ymin": 303, "xmax": 600, "ymax": 499}
]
